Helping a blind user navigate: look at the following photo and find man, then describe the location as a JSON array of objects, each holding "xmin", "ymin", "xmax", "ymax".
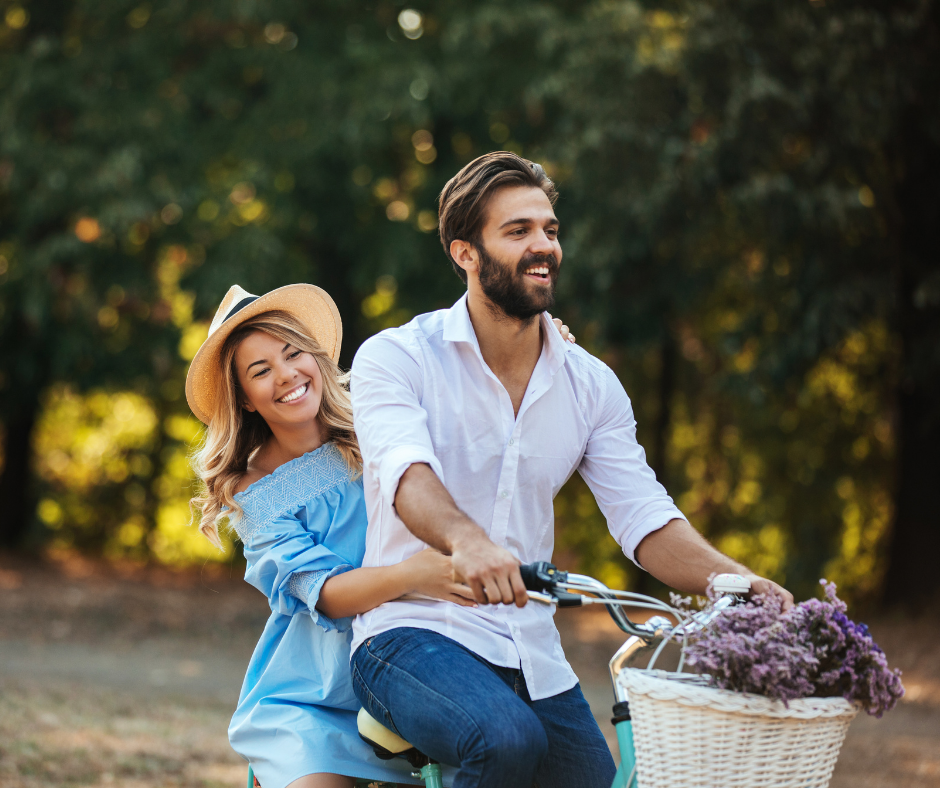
[{"xmin": 349, "ymin": 151, "xmax": 792, "ymax": 788}]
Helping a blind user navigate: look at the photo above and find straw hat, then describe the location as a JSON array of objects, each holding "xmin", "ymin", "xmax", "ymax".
[{"xmin": 185, "ymin": 284, "xmax": 342, "ymax": 424}]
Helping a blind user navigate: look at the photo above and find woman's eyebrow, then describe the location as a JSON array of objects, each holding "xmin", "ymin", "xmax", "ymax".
[{"xmin": 246, "ymin": 345, "xmax": 291, "ymax": 372}]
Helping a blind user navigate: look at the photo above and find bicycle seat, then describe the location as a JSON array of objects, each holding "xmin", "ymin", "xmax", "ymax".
[{"xmin": 356, "ymin": 708, "xmax": 414, "ymax": 758}]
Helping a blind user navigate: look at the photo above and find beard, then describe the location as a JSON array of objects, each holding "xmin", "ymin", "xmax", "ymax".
[{"xmin": 476, "ymin": 243, "xmax": 559, "ymax": 321}]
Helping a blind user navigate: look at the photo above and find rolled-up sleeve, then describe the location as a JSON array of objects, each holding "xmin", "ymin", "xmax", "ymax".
[
  {"xmin": 351, "ymin": 333, "xmax": 445, "ymax": 509},
  {"xmin": 578, "ymin": 365, "xmax": 687, "ymax": 567},
  {"xmin": 240, "ymin": 514, "xmax": 355, "ymax": 632}
]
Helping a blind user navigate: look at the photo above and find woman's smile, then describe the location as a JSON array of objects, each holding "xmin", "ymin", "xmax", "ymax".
[{"xmin": 277, "ymin": 381, "xmax": 309, "ymax": 404}]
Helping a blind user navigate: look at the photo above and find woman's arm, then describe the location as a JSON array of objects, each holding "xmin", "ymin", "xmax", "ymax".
[{"xmin": 316, "ymin": 549, "xmax": 476, "ymax": 620}]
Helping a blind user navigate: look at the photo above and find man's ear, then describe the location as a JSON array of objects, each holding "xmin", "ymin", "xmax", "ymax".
[{"xmin": 450, "ymin": 239, "xmax": 479, "ymax": 278}]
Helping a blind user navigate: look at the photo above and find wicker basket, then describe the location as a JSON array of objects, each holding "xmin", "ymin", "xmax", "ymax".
[{"xmin": 619, "ymin": 669, "xmax": 858, "ymax": 788}]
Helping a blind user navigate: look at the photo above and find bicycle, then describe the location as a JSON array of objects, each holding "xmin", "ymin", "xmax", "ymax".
[{"xmin": 246, "ymin": 563, "xmax": 751, "ymax": 788}]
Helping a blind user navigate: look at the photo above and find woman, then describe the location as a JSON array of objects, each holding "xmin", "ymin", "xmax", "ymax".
[{"xmin": 186, "ymin": 284, "xmax": 575, "ymax": 788}]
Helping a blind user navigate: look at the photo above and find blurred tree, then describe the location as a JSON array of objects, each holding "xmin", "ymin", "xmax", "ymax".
[
  {"xmin": 534, "ymin": 0, "xmax": 939, "ymax": 604},
  {"xmin": 0, "ymin": 0, "xmax": 184, "ymax": 547},
  {"xmin": 0, "ymin": 0, "xmax": 936, "ymax": 609}
]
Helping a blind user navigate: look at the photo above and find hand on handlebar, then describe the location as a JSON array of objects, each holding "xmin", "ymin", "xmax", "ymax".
[
  {"xmin": 450, "ymin": 533, "xmax": 528, "ymax": 607},
  {"xmin": 745, "ymin": 574, "xmax": 794, "ymax": 611}
]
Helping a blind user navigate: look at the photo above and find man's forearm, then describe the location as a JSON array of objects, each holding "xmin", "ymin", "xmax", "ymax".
[
  {"xmin": 635, "ymin": 518, "xmax": 748, "ymax": 595},
  {"xmin": 394, "ymin": 462, "xmax": 485, "ymax": 553},
  {"xmin": 394, "ymin": 462, "xmax": 527, "ymax": 606}
]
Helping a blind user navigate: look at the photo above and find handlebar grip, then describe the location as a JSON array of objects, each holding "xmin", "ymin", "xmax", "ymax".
[
  {"xmin": 712, "ymin": 573, "xmax": 751, "ymax": 596},
  {"xmin": 519, "ymin": 561, "xmax": 562, "ymax": 592}
]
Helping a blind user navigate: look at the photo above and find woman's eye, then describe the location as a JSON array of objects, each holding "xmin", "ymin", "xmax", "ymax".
[
  {"xmin": 289, "ymin": 350, "xmax": 302, "ymax": 359},
  {"xmin": 252, "ymin": 368, "xmax": 269, "ymax": 379}
]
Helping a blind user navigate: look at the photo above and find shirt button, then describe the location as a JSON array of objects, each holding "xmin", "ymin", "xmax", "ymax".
[
  {"xmin": 500, "ymin": 491, "xmax": 509, "ymax": 498},
  {"xmin": 508, "ymin": 438, "xmax": 514, "ymax": 446}
]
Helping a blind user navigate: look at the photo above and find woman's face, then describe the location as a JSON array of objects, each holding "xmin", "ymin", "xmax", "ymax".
[{"xmin": 234, "ymin": 330, "xmax": 324, "ymax": 430}]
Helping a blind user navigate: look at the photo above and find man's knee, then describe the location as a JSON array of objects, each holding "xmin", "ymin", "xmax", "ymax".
[{"xmin": 467, "ymin": 703, "xmax": 548, "ymax": 772}]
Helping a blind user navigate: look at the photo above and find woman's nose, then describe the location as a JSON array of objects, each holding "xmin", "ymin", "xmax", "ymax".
[{"xmin": 274, "ymin": 362, "xmax": 296, "ymax": 384}]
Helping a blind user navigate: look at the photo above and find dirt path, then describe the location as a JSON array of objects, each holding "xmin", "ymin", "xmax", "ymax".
[{"xmin": 1, "ymin": 555, "xmax": 938, "ymax": 787}]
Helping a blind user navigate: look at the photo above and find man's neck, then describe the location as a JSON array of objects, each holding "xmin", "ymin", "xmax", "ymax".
[{"xmin": 466, "ymin": 287, "xmax": 543, "ymax": 414}]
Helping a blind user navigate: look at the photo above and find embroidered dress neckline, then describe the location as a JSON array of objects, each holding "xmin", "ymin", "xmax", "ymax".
[{"xmin": 234, "ymin": 441, "xmax": 337, "ymax": 500}]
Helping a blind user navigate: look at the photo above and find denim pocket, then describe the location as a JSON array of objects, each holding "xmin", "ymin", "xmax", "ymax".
[{"xmin": 364, "ymin": 627, "xmax": 402, "ymax": 661}]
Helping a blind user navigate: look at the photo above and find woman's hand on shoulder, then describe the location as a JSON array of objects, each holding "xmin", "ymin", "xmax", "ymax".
[
  {"xmin": 548, "ymin": 313, "xmax": 576, "ymax": 344},
  {"xmin": 402, "ymin": 549, "xmax": 478, "ymax": 607}
]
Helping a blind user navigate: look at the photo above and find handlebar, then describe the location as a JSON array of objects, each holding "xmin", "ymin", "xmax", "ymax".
[
  {"xmin": 519, "ymin": 561, "xmax": 751, "ymax": 639},
  {"xmin": 519, "ymin": 561, "xmax": 565, "ymax": 592}
]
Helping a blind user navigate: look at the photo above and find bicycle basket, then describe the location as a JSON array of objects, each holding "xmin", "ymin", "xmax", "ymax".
[{"xmin": 620, "ymin": 668, "xmax": 858, "ymax": 788}]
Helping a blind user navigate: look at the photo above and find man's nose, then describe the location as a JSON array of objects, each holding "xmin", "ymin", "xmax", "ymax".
[{"xmin": 529, "ymin": 229, "xmax": 556, "ymax": 255}]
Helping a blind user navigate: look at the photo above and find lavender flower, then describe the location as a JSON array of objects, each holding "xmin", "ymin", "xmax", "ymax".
[{"xmin": 682, "ymin": 580, "xmax": 904, "ymax": 716}]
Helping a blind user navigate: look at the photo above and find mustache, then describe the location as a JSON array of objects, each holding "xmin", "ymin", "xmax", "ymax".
[{"xmin": 515, "ymin": 253, "xmax": 559, "ymax": 277}]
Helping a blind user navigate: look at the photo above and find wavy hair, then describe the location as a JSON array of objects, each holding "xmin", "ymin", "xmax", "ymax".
[{"xmin": 190, "ymin": 310, "xmax": 361, "ymax": 547}]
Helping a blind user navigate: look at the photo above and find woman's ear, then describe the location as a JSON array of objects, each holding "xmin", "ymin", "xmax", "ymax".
[{"xmin": 237, "ymin": 392, "xmax": 257, "ymax": 413}]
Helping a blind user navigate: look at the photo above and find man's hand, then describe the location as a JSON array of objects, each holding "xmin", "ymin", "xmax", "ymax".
[
  {"xmin": 745, "ymin": 574, "xmax": 794, "ymax": 611},
  {"xmin": 637, "ymin": 519, "xmax": 796, "ymax": 610},
  {"xmin": 451, "ymin": 530, "xmax": 528, "ymax": 608},
  {"xmin": 394, "ymin": 463, "xmax": 528, "ymax": 607}
]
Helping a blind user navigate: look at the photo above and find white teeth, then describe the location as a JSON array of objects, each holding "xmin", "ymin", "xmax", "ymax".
[
  {"xmin": 279, "ymin": 383, "xmax": 307, "ymax": 403},
  {"xmin": 525, "ymin": 266, "xmax": 549, "ymax": 276}
]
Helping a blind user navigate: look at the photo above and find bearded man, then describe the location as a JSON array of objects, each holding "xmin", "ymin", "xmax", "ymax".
[{"xmin": 348, "ymin": 151, "xmax": 791, "ymax": 788}]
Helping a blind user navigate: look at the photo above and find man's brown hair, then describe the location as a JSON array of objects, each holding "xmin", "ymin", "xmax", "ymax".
[{"xmin": 438, "ymin": 151, "xmax": 558, "ymax": 283}]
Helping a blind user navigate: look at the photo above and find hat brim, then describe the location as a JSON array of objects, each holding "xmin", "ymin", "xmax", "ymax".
[{"xmin": 185, "ymin": 284, "xmax": 343, "ymax": 425}]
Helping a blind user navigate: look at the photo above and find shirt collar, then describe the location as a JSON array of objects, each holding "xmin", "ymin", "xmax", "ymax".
[
  {"xmin": 442, "ymin": 292, "xmax": 478, "ymax": 346},
  {"xmin": 442, "ymin": 293, "xmax": 569, "ymax": 376}
]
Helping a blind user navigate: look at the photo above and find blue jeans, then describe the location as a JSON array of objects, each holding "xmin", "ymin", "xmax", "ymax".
[{"xmin": 351, "ymin": 627, "xmax": 616, "ymax": 788}]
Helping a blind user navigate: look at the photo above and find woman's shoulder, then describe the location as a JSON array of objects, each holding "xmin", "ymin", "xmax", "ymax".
[
  {"xmin": 234, "ymin": 466, "xmax": 268, "ymax": 495},
  {"xmin": 231, "ymin": 442, "xmax": 361, "ymax": 540}
]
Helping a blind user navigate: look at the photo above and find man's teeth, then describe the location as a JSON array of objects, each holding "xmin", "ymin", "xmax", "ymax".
[
  {"xmin": 526, "ymin": 267, "xmax": 550, "ymax": 276},
  {"xmin": 279, "ymin": 383, "xmax": 308, "ymax": 403}
]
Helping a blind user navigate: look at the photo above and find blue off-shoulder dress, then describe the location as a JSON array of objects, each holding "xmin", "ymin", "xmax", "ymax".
[{"xmin": 227, "ymin": 442, "xmax": 421, "ymax": 788}]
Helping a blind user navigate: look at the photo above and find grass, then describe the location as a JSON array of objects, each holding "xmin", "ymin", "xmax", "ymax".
[{"xmin": 0, "ymin": 678, "xmax": 245, "ymax": 788}]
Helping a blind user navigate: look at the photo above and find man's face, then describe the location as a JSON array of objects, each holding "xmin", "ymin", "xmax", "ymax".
[{"xmin": 474, "ymin": 186, "xmax": 562, "ymax": 321}]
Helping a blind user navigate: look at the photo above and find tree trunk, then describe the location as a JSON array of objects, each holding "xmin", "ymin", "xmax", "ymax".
[
  {"xmin": 636, "ymin": 327, "xmax": 677, "ymax": 595},
  {"xmin": 0, "ymin": 395, "xmax": 42, "ymax": 549},
  {"xmin": 882, "ymin": 7, "xmax": 940, "ymax": 608},
  {"xmin": 652, "ymin": 327, "xmax": 677, "ymax": 486},
  {"xmin": 307, "ymin": 244, "xmax": 365, "ymax": 370}
]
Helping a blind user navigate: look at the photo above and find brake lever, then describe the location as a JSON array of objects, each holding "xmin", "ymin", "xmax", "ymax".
[
  {"xmin": 526, "ymin": 590, "xmax": 556, "ymax": 605},
  {"xmin": 525, "ymin": 589, "xmax": 584, "ymax": 607}
]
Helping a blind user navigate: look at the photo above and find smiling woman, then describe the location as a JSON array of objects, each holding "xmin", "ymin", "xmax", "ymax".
[{"xmin": 182, "ymin": 284, "xmax": 473, "ymax": 788}]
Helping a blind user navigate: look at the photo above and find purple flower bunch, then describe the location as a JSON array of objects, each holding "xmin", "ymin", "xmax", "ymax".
[{"xmin": 682, "ymin": 580, "xmax": 905, "ymax": 717}]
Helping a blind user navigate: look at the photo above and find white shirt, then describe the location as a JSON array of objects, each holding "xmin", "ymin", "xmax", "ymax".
[{"xmin": 349, "ymin": 294, "xmax": 686, "ymax": 700}]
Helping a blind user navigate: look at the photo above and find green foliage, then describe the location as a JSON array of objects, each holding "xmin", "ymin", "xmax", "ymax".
[{"xmin": 1, "ymin": 1, "xmax": 936, "ymax": 603}]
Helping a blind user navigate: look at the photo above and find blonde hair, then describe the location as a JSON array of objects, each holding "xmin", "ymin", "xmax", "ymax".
[{"xmin": 190, "ymin": 310, "xmax": 361, "ymax": 547}]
